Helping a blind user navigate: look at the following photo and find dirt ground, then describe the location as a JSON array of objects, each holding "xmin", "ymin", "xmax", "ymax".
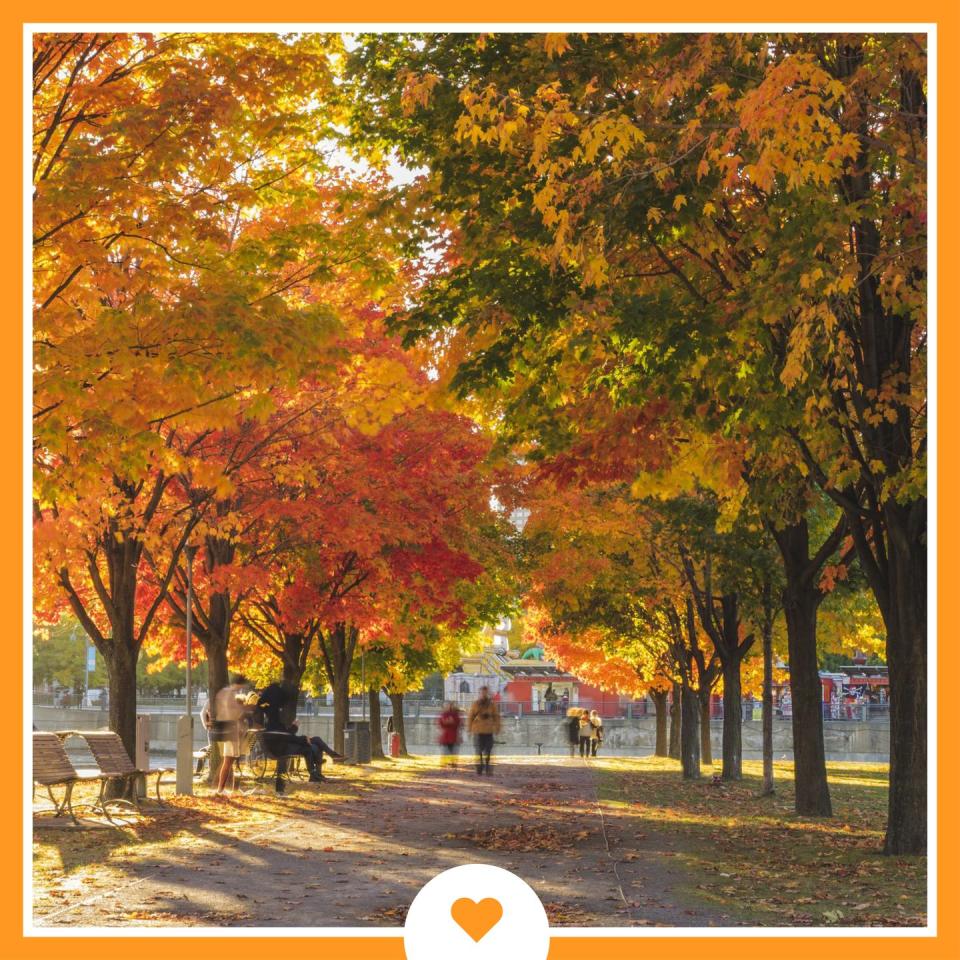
[{"xmin": 33, "ymin": 755, "xmax": 731, "ymax": 928}]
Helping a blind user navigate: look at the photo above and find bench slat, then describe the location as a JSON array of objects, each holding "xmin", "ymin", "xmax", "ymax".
[
  {"xmin": 79, "ymin": 732, "xmax": 138, "ymax": 777},
  {"xmin": 33, "ymin": 732, "xmax": 79, "ymax": 785}
]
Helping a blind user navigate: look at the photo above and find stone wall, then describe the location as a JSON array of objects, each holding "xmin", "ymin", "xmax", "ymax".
[{"xmin": 33, "ymin": 706, "xmax": 889, "ymax": 762}]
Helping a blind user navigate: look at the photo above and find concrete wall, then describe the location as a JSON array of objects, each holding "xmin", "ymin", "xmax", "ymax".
[{"xmin": 33, "ymin": 707, "xmax": 889, "ymax": 762}]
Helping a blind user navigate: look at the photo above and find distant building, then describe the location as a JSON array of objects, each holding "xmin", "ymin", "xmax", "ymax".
[{"xmin": 444, "ymin": 640, "xmax": 634, "ymax": 717}]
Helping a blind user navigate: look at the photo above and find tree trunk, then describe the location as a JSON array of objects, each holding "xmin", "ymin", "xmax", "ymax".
[
  {"xmin": 680, "ymin": 682, "xmax": 701, "ymax": 779},
  {"xmin": 761, "ymin": 613, "xmax": 775, "ymax": 796},
  {"xmin": 880, "ymin": 503, "xmax": 926, "ymax": 854},
  {"xmin": 668, "ymin": 682, "xmax": 681, "ymax": 759},
  {"xmin": 368, "ymin": 688, "xmax": 384, "ymax": 759},
  {"xmin": 721, "ymin": 656, "xmax": 743, "ymax": 781},
  {"xmin": 332, "ymin": 671, "xmax": 350, "ymax": 756},
  {"xmin": 699, "ymin": 693, "xmax": 712, "ymax": 766},
  {"xmin": 280, "ymin": 650, "xmax": 305, "ymax": 728},
  {"xmin": 103, "ymin": 641, "xmax": 138, "ymax": 798},
  {"xmin": 651, "ymin": 689, "xmax": 669, "ymax": 757},
  {"xmin": 388, "ymin": 693, "xmax": 408, "ymax": 756},
  {"xmin": 783, "ymin": 581, "xmax": 832, "ymax": 815},
  {"xmin": 773, "ymin": 519, "xmax": 833, "ymax": 817},
  {"xmin": 203, "ymin": 627, "xmax": 230, "ymax": 785},
  {"xmin": 319, "ymin": 623, "xmax": 359, "ymax": 756}
]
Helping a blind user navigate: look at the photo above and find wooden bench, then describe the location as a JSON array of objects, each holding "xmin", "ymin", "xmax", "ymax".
[
  {"xmin": 73, "ymin": 731, "xmax": 175, "ymax": 809},
  {"xmin": 32, "ymin": 732, "xmax": 106, "ymax": 823}
]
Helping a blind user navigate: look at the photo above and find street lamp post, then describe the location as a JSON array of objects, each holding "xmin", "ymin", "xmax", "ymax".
[
  {"xmin": 175, "ymin": 544, "xmax": 198, "ymax": 795},
  {"xmin": 185, "ymin": 544, "xmax": 196, "ymax": 718}
]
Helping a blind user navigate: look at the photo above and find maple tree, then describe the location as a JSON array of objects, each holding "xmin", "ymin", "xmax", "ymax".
[
  {"xmin": 345, "ymin": 32, "xmax": 926, "ymax": 853},
  {"xmin": 32, "ymin": 32, "xmax": 402, "ymax": 760},
  {"xmin": 204, "ymin": 332, "xmax": 514, "ymax": 753},
  {"xmin": 522, "ymin": 476, "xmax": 779, "ymax": 780}
]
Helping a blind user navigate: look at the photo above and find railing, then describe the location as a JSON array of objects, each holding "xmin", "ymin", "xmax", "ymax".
[
  {"xmin": 33, "ymin": 693, "xmax": 651, "ymax": 719},
  {"xmin": 822, "ymin": 701, "xmax": 889, "ymax": 721},
  {"xmin": 33, "ymin": 693, "xmax": 892, "ymax": 721}
]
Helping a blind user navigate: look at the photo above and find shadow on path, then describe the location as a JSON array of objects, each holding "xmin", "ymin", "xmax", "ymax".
[{"xmin": 34, "ymin": 757, "xmax": 731, "ymax": 927}]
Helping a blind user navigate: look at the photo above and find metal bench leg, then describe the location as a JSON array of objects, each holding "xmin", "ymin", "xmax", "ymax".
[
  {"xmin": 61, "ymin": 782, "xmax": 80, "ymax": 825},
  {"xmin": 45, "ymin": 785, "xmax": 64, "ymax": 817},
  {"xmin": 98, "ymin": 776, "xmax": 140, "ymax": 820}
]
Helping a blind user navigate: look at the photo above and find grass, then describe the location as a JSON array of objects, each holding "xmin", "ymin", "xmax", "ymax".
[{"xmin": 594, "ymin": 756, "xmax": 926, "ymax": 927}]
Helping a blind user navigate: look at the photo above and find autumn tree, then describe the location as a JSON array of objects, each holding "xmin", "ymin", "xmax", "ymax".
[
  {"xmin": 344, "ymin": 32, "xmax": 925, "ymax": 852},
  {"xmin": 33, "ymin": 32, "xmax": 399, "ymax": 760}
]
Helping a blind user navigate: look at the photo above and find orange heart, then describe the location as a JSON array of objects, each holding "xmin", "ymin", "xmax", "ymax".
[{"xmin": 450, "ymin": 897, "xmax": 503, "ymax": 942}]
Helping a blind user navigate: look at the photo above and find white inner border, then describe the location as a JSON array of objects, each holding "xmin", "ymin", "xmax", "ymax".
[{"xmin": 23, "ymin": 20, "xmax": 938, "ymax": 942}]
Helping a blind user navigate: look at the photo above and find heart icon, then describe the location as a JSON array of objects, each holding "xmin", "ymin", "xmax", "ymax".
[{"xmin": 450, "ymin": 897, "xmax": 503, "ymax": 942}]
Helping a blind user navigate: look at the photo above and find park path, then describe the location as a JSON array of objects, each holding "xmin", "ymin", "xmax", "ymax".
[{"xmin": 34, "ymin": 757, "xmax": 732, "ymax": 928}]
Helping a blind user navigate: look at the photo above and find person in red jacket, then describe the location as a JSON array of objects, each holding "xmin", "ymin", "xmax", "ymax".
[{"xmin": 437, "ymin": 702, "xmax": 463, "ymax": 768}]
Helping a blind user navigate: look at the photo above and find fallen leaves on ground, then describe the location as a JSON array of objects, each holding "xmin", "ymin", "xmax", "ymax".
[
  {"xmin": 361, "ymin": 904, "xmax": 408, "ymax": 924},
  {"xmin": 595, "ymin": 757, "xmax": 926, "ymax": 928},
  {"xmin": 543, "ymin": 901, "xmax": 596, "ymax": 925},
  {"xmin": 452, "ymin": 823, "xmax": 589, "ymax": 852}
]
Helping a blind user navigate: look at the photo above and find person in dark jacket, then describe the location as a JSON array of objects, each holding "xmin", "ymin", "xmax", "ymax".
[{"xmin": 256, "ymin": 682, "xmax": 325, "ymax": 792}]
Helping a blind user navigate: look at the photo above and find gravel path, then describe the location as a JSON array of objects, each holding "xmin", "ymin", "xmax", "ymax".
[{"xmin": 34, "ymin": 756, "xmax": 731, "ymax": 928}]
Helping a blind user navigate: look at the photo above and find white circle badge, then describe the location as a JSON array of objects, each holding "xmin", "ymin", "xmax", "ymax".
[{"xmin": 404, "ymin": 864, "xmax": 550, "ymax": 960}]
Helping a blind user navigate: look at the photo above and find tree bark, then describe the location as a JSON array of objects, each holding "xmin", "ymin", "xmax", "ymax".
[
  {"xmin": 721, "ymin": 654, "xmax": 743, "ymax": 781},
  {"xmin": 103, "ymin": 641, "xmax": 139, "ymax": 798},
  {"xmin": 668, "ymin": 682, "xmax": 681, "ymax": 759},
  {"xmin": 368, "ymin": 688, "xmax": 384, "ymax": 759},
  {"xmin": 332, "ymin": 671, "xmax": 350, "ymax": 756},
  {"xmin": 699, "ymin": 692, "xmax": 712, "ymax": 766},
  {"xmin": 772, "ymin": 519, "xmax": 834, "ymax": 816},
  {"xmin": 388, "ymin": 693, "xmax": 408, "ymax": 756},
  {"xmin": 318, "ymin": 622, "xmax": 359, "ymax": 756},
  {"xmin": 680, "ymin": 682, "xmax": 701, "ymax": 779},
  {"xmin": 880, "ymin": 503, "xmax": 926, "ymax": 854},
  {"xmin": 280, "ymin": 642, "xmax": 306, "ymax": 728},
  {"xmin": 203, "ymin": 622, "xmax": 230, "ymax": 785},
  {"xmin": 651, "ymin": 689, "xmax": 669, "ymax": 757}
]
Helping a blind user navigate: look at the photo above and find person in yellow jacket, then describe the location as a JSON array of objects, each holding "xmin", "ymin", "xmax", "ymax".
[{"xmin": 468, "ymin": 686, "xmax": 502, "ymax": 775}]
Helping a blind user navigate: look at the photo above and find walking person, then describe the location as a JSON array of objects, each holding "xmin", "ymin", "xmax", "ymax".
[
  {"xmin": 589, "ymin": 709, "xmax": 604, "ymax": 757},
  {"xmin": 468, "ymin": 686, "xmax": 501, "ymax": 775},
  {"xmin": 565, "ymin": 709, "xmax": 581, "ymax": 757},
  {"xmin": 437, "ymin": 701, "xmax": 463, "ymax": 767},
  {"xmin": 578, "ymin": 709, "xmax": 592, "ymax": 758},
  {"xmin": 211, "ymin": 675, "xmax": 248, "ymax": 795}
]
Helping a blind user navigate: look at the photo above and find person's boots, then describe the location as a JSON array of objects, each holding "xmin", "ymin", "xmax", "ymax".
[{"xmin": 275, "ymin": 777, "xmax": 285, "ymax": 794}]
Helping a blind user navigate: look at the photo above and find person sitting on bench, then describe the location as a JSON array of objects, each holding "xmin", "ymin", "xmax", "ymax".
[
  {"xmin": 287, "ymin": 719, "xmax": 342, "ymax": 773},
  {"xmin": 255, "ymin": 682, "xmax": 326, "ymax": 792}
]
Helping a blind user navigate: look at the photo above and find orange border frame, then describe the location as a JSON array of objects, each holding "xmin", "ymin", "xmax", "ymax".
[{"xmin": 5, "ymin": 3, "xmax": 957, "ymax": 957}]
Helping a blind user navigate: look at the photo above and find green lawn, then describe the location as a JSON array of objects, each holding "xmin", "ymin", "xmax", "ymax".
[{"xmin": 595, "ymin": 756, "xmax": 926, "ymax": 927}]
